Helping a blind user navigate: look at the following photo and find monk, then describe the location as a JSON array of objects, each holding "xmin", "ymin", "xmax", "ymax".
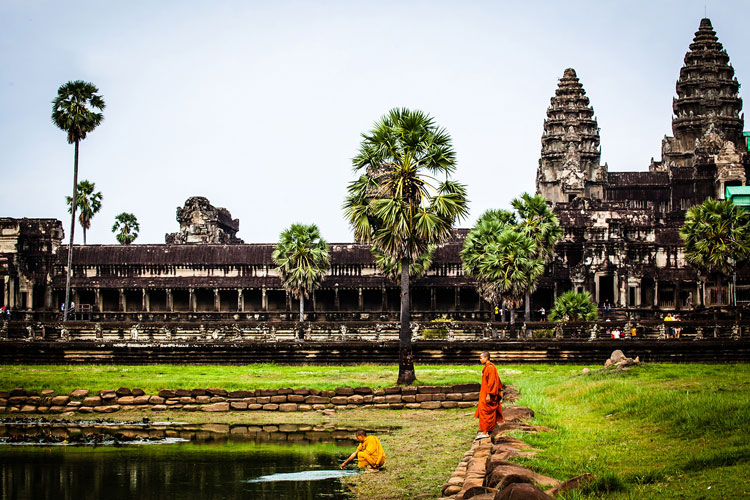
[
  {"xmin": 340, "ymin": 429, "xmax": 385, "ymax": 472},
  {"xmin": 474, "ymin": 351, "xmax": 503, "ymax": 439}
]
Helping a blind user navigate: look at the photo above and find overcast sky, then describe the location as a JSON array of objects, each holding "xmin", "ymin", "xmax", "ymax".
[{"xmin": 1, "ymin": 1, "xmax": 747, "ymax": 245}]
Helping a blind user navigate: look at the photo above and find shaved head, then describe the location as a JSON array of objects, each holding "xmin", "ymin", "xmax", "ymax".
[{"xmin": 480, "ymin": 351, "xmax": 491, "ymax": 360}]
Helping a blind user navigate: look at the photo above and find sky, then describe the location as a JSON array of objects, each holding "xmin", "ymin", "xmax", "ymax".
[{"xmin": 0, "ymin": 1, "xmax": 747, "ymax": 245}]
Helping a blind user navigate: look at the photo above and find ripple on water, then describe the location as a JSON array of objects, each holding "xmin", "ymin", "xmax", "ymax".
[{"xmin": 246, "ymin": 469, "xmax": 361, "ymax": 482}]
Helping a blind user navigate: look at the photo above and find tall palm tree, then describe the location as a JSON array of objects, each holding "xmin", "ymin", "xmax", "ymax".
[
  {"xmin": 112, "ymin": 213, "xmax": 140, "ymax": 245},
  {"xmin": 66, "ymin": 180, "xmax": 102, "ymax": 245},
  {"xmin": 462, "ymin": 212, "xmax": 543, "ymax": 327},
  {"xmin": 343, "ymin": 108, "xmax": 469, "ymax": 385},
  {"xmin": 680, "ymin": 198, "xmax": 750, "ymax": 306},
  {"xmin": 372, "ymin": 246, "xmax": 435, "ymax": 283},
  {"xmin": 511, "ymin": 193, "xmax": 563, "ymax": 320},
  {"xmin": 52, "ymin": 80, "xmax": 105, "ymax": 321},
  {"xmin": 272, "ymin": 224, "xmax": 330, "ymax": 322}
]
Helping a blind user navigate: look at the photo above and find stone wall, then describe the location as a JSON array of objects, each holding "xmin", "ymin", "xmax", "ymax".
[{"xmin": 0, "ymin": 384, "xmax": 481, "ymax": 415}]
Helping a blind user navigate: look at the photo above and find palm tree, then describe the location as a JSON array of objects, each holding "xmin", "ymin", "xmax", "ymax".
[
  {"xmin": 548, "ymin": 290, "xmax": 598, "ymax": 322},
  {"xmin": 112, "ymin": 213, "xmax": 140, "ymax": 245},
  {"xmin": 66, "ymin": 180, "xmax": 102, "ymax": 245},
  {"xmin": 52, "ymin": 81, "xmax": 105, "ymax": 321},
  {"xmin": 680, "ymin": 198, "xmax": 750, "ymax": 306},
  {"xmin": 462, "ymin": 214, "xmax": 544, "ymax": 328},
  {"xmin": 343, "ymin": 108, "xmax": 469, "ymax": 385},
  {"xmin": 511, "ymin": 193, "xmax": 563, "ymax": 320},
  {"xmin": 372, "ymin": 246, "xmax": 435, "ymax": 282},
  {"xmin": 272, "ymin": 224, "xmax": 330, "ymax": 322}
]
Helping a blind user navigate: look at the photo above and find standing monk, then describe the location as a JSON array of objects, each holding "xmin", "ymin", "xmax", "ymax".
[{"xmin": 475, "ymin": 351, "xmax": 503, "ymax": 439}]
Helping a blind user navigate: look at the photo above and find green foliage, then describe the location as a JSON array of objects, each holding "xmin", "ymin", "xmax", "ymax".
[
  {"xmin": 66, "ymin": 180, "xmax": 102, "ymax": 245},
  {"xmin": 680, "ymin": 198, "xmax": 750, "ymax": 278},
  {"xmin": 271, "ymin": 223, "xmax": 330, "ymax": 301},
  {"xmin": 511, "ymin": 192, "xmax": 563, "ymax": 263},
  {"xmin": 343, "ymin": 108, "xmax": 469, "ymax": 265},
  {"xmin": 532, "ymin": 328, "xmax": 555, "ymax": 339},
  {"xmin": 421, "ymin": 327, "xmax": 448, "ymax": 339},
  {"xmin": 112, "ymin": 212, "xmax": 139, "ymax": 245},
  {"xmin": 51, "ymin": 80, "xmax": 105, "ymax": 144},
  {"xmin": 461, "ymin": 209, "xmax": 544, "ymax": 311},
  {"xmin": 372, "ymin": 245, "xmax": 434, "ymax": 283},
  {"xmin": 549, "ymin": 290, "xmax": 598, "ymax": 322}
]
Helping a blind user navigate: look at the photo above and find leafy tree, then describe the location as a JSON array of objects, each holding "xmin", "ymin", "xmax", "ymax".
[
  {"xmin": 461, "ymin": 210, "xmax": 543, "ymax": 327},
  {"xmin": 66, "ymin": 180, "xmax": 102, "ymax": 245},
  {"xmin": 112, "ymin": 213, "xmax": 140, "ymax": 245},
  {"xmin": 343, "ymin": 108, "xmax": 469, "ymax": 384},
  {"xmin": 511, "ymin": 193, "xmax": 563, "ymax": 320},
  {"xmin": 272, "ymin": 223, "xmax": 330, "ymax": 322},
  {"xmin": 52, "ymin": 80, "xmax": 105, "ymax": 321},
  {"xmin": 680, "ymin": 198, "xmax": 750, "ymax": 306},
  {"xmin": 549, "ymin": 290, "xmax": 598, "ymax": 322},
  {"xmin": 372, "ymin": 245, "xmax": 435, "ymax": 283}
]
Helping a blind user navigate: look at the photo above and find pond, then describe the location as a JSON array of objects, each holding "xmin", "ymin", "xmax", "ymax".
[{"xmin": 0, "ymin": 418, "xmax": 383, "ymax": 500}]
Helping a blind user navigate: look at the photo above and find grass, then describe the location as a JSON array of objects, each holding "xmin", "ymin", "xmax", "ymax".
[{"xmin": 2, "ymin": 363, "xmax": 749, "ymax": 499}]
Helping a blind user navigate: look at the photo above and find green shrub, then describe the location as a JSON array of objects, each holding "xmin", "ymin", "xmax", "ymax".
[{"xmin": 422, "ymin": 327, "xmax": 448, "ymax": 339}]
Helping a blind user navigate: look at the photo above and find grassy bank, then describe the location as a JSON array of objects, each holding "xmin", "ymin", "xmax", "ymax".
[{"xmin": 2, "ymin": 363, "xmax": 749, "ymax": 499}]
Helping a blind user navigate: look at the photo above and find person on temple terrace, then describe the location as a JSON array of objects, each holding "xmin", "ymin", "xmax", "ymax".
[
  {"xmin": 475, "ymin": 351, "xmax": 503, "ymax": 440},
  {"xmin": 340, "ymin": 429, "xmax": 385, "ymax": 472}
]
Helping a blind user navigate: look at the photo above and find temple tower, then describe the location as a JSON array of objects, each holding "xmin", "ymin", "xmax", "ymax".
[
  {"xmin": 536, "ymin": 68, "xmax": 606, "ymax": 204},
  {"xmin": 664, "ymin": 18, "xmax": 745, "ymax": 176},
  {"xmin": 165, "ymin": 197, "xmax": 243, "ymax": 244}
]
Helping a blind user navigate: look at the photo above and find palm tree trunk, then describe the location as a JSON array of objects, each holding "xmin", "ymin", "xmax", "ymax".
[
  {"xmin": 63, "ymin": 140, "xmax": 79, "ymax": 322},
  {"xmin": 83, "ymin": 226, "xmax": 87, "ymax": 246},
  {"xmin": 299, "ymin": 295, "xmax": 304, "ymax": 322},
  {"xmin": 397, "ymin": 259, "xmax": 415, "ymax": 385},
  {"xmin": 525, "ymin": 291, "xmax": 531, "ymax": 321}
]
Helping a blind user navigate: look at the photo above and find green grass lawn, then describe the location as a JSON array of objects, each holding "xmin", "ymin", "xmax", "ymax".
[{"xmin": 2, "ymin": 363, "xmax": 749, "ymax": 499}]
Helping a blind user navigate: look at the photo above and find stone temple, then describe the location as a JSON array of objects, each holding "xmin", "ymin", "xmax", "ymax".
[{"xmin": 1, "ymin": 18, "xmax": 748, "ymax": 320}]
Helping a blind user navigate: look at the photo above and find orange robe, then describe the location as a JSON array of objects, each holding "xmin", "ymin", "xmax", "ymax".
[
  {"xmin": 356, "ymin": 435, "xmax": 386, "ymax": 469},
  {"xmin": 475, "ymin": 361, "xmax": 503, "ymax": 432}
]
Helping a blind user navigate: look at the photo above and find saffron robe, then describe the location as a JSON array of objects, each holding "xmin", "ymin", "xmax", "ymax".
[
  {"xmin": 357, "ymin": 435, "xmax": 386, "ymax": 469},
  {"xmin": 475, "ymin": 360, "xmax": 503, "ymax": 432}
]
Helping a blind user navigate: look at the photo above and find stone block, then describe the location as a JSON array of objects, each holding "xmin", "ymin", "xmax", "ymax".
[
  {"xmin": 362, "ymin": 395, "xmax": 374, "ymax": 403},
  {"xmin": 41, "ymin": 389, "xmax": 55, "ymax": 396},
  {"xmin": 243, "ymin": 397, "xmax": 258, "ymax": 404},
  {"xmin": 151, "ymin": 405, "xmax": 167, "ymax": 411},
  {"xmin": 278, "ymin": 403, "xmax": 298, "ymax": 412},
  {"xmin": 293, "ymin": 388, "xmax": 310, "ymax": 395},
  {"xmin": 401, "ymin": 386, "xmax": 418, "ymax": 395},
  {"xmin": 149, "ymin": 396, "xmax": 165, "ymax": 404},
  {"xmin": 158, "ymin": 389, "xmax": 176, "ymax": 399},
  {"xmin": 256, "ymin": 396, "xmax": 271, "ymax": 404},
  {"xmin": 374, "ymin": 404, "xmax": 390, "ymax": 409},
  {"xmin": 441, "ymin": 401, "xmax": 458, "ymax": 409},
  {"xmin": 8, "ymin": 397, "xmax": 26, "ymax": 405},
  {"xmin": 262, "ymin": 404, "xmax": 279, "ymax": 411},
  {"xmin": 179, "ymin": 397, "xmax": 195, "ymax": 404},
  {"xmin": 82, "ymin": 396, "xmax": 102, "ymax": 406},
  {"xmin": 330, "ymin": 396, "xmax": 348, "ymax": 405},
  {"xmin": 312, "ymin": 404, "xmax": 327, "ymax": 410},
  {"xmin": 415, "ymin": 393, "xmax": 433, "ymax": 402},
  {"xmin": 457, "ymin": 402, "xmax": 476, "ymax": 408},
  {"xmin": 452, "ymin": 383, "xmax": 481, "ymax": 393},
  {"xmin": 201, "ymin": 402, "xmax": 230, "ymax": 412},
  {"xmin": 50, "ymin": 395, "xmax": 70, "ymax": 406},
  {"xmin": 20, "ymin": 405, "xmax": 37, "ymax": 413},
  {"xmin": 270, "ymin": 395, "xmax": 287, "ymax": 403},
  {"xmin": 402, "ymin": 395, "xmax": 416, "ymax": 403},
  {"xmin": 417, "ymin": 385, "xmax": 444, "ymax": 394},
  {"xmin": 26, "ymin": 396, "xmax": 41, "ymax": 405},
  {"xmin": 181, "ymin": 405, "xmax": 199, "ymax": 411},
  {"xmin": 247, "ymin": 404, "xmax": 263, "ymax": 410},
  {"xmin": 166, "ymin": 398, "xmax": 180, "ymax": 405},
  {"xmin": 195, "ymin": 395, "xmax": 211, "ymax": 404},
  {"xmin": 373, "ymin": 389, "xmax": 385, "ymax": 396},
  {"xmin": 384, "ymin": 394, "xmax": 402, "ymax": 403},
  {"xmin": 305, "ymin": 396, "xmax": 329, "ymax": 404},
  {"xmin": 94, "ymin": 405, "xmax": 120, "ymax": 413},
  {"xmin": 446, "ymin": 392, "xmax": 464, "ymax": 401},
  {"xmin": 9, "ymin": 388, "xmax": 26, "ymax": 397},
  {"xmin": 117, "ymin": 396, "xmax": 135, "ymax": 405},
  {"xmin": 207, "ymin": 388, "xmax": 228, "ymax": 397},
  {"xmin": 297, "ymin": 404, "xmax": 312, "ymax": 411},
  {"xmin": 131, "ymin": 388, "xmax": 146, "ymax": 397},
  {"xmin": 405, "ymin": 403, "xmax": 421, "ymax": 409},
  {"xmin": 334, "ymin": 387, "xmax": 354, "ymax": 396},
  {"xmin": 287, "ymin": 394, "xmax": 305, "ymax": 403},
  {"xmin": 389, "ymin": 403, "xmax": 404, "ymax": 409},
  {"xmin": 230, "ymin": 402, "xmax": 248, "ymax": 411},
  {"xmin": 228, "ymin": 390, "xmax": 255, "ymax": 398},
  {"xmin": 277, "ymin": 388, "xmax": 293, "ymax": 395},
  {"xmin": 347, "ymin": 395, "xmax": 364, "ymax": 404},
  {"xmin": 257, "ymin": 389, "xmax": 277, "ymax": 396},
  {"xmin": 49, "ymin": 406, "xmax": 64, "ymax": 413},
  {"xmin": 133, "ymin": 395, "xmax": 151, "ymax": 405},
  {"xmin": 115, "ymin": 387, "xmax": 132, "ymax": 397},
  {"xmin": 0, "ymin": 398, "xmax": 6, "ymax": 406},
  {"xmin": 78, "ymin": 406, "xmax": 93, "ymax": 413},
  {"xmin": 420, "ymin": 401, "xmax": 442, "ymax": 410},
  {"xmin": 385, "ymin": 386, "xmax": 401, "ymax": 395},
  {"xmin": 373, "ymin": 396, "xmax": 385, "ymax": 404},
  {"xmin": 191, "ymin": 388, "xmax": 209, "ymax": 397},
  {"xmin": 433, "ymin": 393, "xmax": 446, "ymax": 401},
  {"xmin": 463, "ymin": 392, "xmax": 480, "ymax": 401},
  {"xmin": 174, "ymin": 389, "xmax": 192, "ymax": 397},
  {"xmin": 209, "ymin": 396, "xmax": 226, "ymax": 403},
  {"xmin": 320, "ymin": 390, "xmax": 335, "ymax": 398},
  {"xmin": 353, "ymin": 386, "xmax": 373, "ymax": 395},
  {"xmin": 70, "ymin": 389, "xmax": 89, "ymax": 398}
]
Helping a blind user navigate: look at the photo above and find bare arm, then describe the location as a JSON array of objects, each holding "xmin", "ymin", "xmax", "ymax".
[{"xmin": 340, "ymin": 450, "xmax": 358, "ymax": 469}]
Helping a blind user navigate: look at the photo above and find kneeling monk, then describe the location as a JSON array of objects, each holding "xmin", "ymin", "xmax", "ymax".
[
  {"xmin": 475, "ymin": 351, "xmax": 503, "ymax": 439},
  {"xmin": 340, "ymin": 429, "xmax": 385, "ymax": 471}
]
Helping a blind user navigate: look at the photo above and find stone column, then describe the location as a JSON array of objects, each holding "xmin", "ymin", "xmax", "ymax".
[
  {"xmin": 119, "ymin": 288, "xmax": 126, "ymax": 312},
  {"xmin": 143, "ymin": 289, "xmax": 149, "ymax": 312},
  {"xmin": 553, "ymin": 281, "xmax": 559, "ymax": 301},
  {"xmin": 312, "ymin": 290, "xmax": 317, "ymax": 312},
  {"xmin": 674, "ymin": 282, "xmax": 681, "ymax": 311},
  {"xmin": 381, "ymin": 287, "xmax": 387, "ymax": 311},
  {"xmin": 430, "ymin": 287, "xmax": 437, "ymax": 311},
  {"xmin": 167, "ymin": 289, "xmax": 174, "ymax": 312},
  {"xmin": 2, "ymin": 276, "xmax": 8, "ymax": 308},
  {"xmin": 189, "ymin": 288, "xmax": 196, "ymax": 312},
  {"xmin": 334, "ymin": 285, "xmax": 340, "ymax": 311},
  {"xmin": 455, "ymin": 287, "xmax": 461, "ymax": 310},
  {"xmin": 237, "ymin": 289, "xmax": 243, "ymax": 312},
  {"xmin": 261, "ymin": 287, "xmax": 267, "ymax": 311},
  {"xmin": 214, "ymin": 289, "xmax": 220, "ymax": 312},
  {"xmin": 27, "ymin": 285, "xmax": 33, "ymax": 310},
  {"xmin": 653, "ymin": 281, "xmax": 659, "ymax": 308},
  {"xmin": 358, "ymin": 288, "xmax": 363, "ymax": 311},
  {"xmin": 44, "ymin": 284, "xmax": 52, "ymax": 310},
  {"xmin": 94, "ymin": 288, "xmax": 101, "ymax": 312}
]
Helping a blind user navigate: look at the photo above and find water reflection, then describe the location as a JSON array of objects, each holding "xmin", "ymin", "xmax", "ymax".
[{"xmin": 0, "ymin": 420, "xmax": 384, "ymax": 500}]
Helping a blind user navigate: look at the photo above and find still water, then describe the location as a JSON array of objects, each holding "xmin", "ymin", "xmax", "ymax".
[{"xmin": 0, "ymin": 419, "xmax": 368, "ymax": 500}]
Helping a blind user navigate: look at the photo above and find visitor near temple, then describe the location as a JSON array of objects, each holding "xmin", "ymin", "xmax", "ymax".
[
  {"xmin": 475, "ymin": 351, "xmax": 503, "ymax": 440},
  {"xmin": 340, "ymin": 429, "xmax": 386, "ymax": 472}
]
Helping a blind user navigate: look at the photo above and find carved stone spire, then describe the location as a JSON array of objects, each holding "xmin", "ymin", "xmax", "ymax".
[
  {"xmin": 536, "ymin": 68, "xmax": 606, "ymax": 204},
  {"xmin": 671, "ymin": 18, "xmax": 744, "ymax": 154}
]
